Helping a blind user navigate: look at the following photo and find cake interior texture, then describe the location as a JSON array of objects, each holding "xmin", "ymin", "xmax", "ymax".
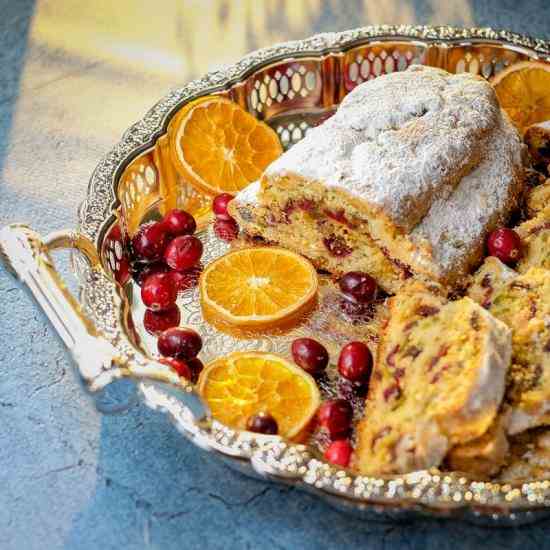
[{"xmin": 230, "ymin": 65, "xmax": 525, "ymax": 293}]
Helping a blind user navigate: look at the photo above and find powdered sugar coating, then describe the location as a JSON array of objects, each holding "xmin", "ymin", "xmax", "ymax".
[
  {"xmin": 412, "ymin": 114, "xmax": 524, "ymax": 276},
  {"xmin": 265, "ymin": 65, "xmax": 518, "ymax": 233}
]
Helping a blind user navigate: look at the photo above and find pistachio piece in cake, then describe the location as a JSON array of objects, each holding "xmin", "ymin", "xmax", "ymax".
[{"xmin": 353, "ymin": 282, "xmax": 511, "ymax": 475}]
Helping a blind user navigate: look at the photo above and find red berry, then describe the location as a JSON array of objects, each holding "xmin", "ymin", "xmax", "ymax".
[
  {"xmin": 212, "ymin": 193, "xmax": 235, "ymax": 221},
  {"xmin": 214, "ymin": 219, "xmax": 239, "ymax": 242},
  {"xmin": 131, "ymin": 261, "xmax": 169, "ymax": 286},
  {"xmin": 338, "ymin": 342, "xmax": 373, "ymax": 383},
  {"xmin": 162, "ymin": 209, "xmax": 196, "ymax": 236},
  {"xmin": 291, "ymin": 338, "xmax": 329, "ymax": 375},
  {"xmin": 131, "ymin": 222, "xmax": 169, "ymax": 261},
  {"xmin": 143, "ymin": 304, "xmax": 180, "ymax": 335},
  {"xmin": 159, "ymin": 357, "xmax": 192, "ymax": 380},
  {"xmin": 141, "ymin": 272, "xmax": 177, "ymax": 311},
  {"xmin": 487, "ymin": 228, "xmax": 522, "ymax": 265},
  {"xmin": 324, "ymin": 439, "xmax": 352, "ymax": 467},
  {"xmin": 246, "ymin": 412, "xmax": 278, "ymax": 435},
  {"xmin": 169, "ymin": 265, "xmax": 202, "ymax": 292},
  {"xmin": 317, "ymin": 399, "xmax": 353, "ymax": 439},
  {"xmin": 157, "ymin": 327, "xmax": 202, "ymax": 359},
  {"xmin": 339, "ymin": 271, "xmax": 377, "ymax": 303},
  {"xmin": 164, "ymin": 235, "xmax": 203, "ymax": 271},
  {"xmin": 187, "ymin": 357, "xmax": 204, "ymax": 382}
]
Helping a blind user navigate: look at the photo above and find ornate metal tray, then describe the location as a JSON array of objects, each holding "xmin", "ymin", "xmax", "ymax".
[{"xmin": 3, "ymin": 25, "xmax": 550, "ymax": 526}]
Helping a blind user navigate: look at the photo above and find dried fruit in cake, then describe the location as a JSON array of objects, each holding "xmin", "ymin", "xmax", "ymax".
[
  {"xmin": 466, "ymin": 256, "xmax": 517, "ymax": 309},
  {"xmin": 354, "ymin": 282, "xmax": 512, "ymax": 475},
  {"xmin": 231, "ymin": 66, "xmax": 524, "ymax": 292},
  {"xmin": 168, "ymin": 96, "xmax": 282, "ymax": 196},
  {"xmin": 198, "ymin": 351, "xmax": 320, "ymax": 440},
  {"xmin": 491, "ymin": 62, "xmax": 550, "ymax": 132},
  {"xmin": 514, "ymin": 209, "xmax": 550, "ymax": 273},
  {"xmin": 199, "ymin": 247, "xmax": 318, "ymax": 330}
]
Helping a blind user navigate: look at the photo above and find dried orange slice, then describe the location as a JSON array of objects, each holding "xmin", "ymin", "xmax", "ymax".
[
  {"xmin": 491, "ymin": 61, "xmax": 550, "ymax": 131},
  {"xmin": 200, "ymin": 247, "xmax": 318, "ymax": 330},
  {"xmin": 169, "ymin": 96, "xmax": 282, "ymax": 196},
  {"xmin": 198, "ymin": 351, "xmax": 321, "ymax": 439}
]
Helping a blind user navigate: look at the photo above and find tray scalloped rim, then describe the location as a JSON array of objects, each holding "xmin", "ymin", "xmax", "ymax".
[{"xmin": 76, "ymin": 25, "xmax": 550, "ymax": 524}]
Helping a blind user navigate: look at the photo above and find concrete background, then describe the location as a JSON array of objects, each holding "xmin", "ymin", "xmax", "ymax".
[{"xmin": 1, "ymin": 1, "xmax": 550, "ymax": 548}]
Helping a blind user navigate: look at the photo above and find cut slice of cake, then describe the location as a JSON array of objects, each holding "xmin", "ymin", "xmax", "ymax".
[
  {"xmin": 353, "ymin": 282, "xmax": 512, "ymax": 475},
  {"xmin": 525, "ymin": 178, "xmax": 550, "ymax": 218},
  {"xmin": 231, "ymin": 65, "xmax": 525, "ymax": 292},
  {"xmin": 483, "ymin": 268, "xmax": 550, "ymax": 434}
]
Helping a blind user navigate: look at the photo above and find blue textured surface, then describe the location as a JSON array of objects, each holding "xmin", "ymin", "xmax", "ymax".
[{"xmin": 2, "ymin": 1, "xmax": 550, "ymax": 548}]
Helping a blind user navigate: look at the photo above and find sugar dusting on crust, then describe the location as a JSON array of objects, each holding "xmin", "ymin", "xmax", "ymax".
[
  {"xmin": 265, "ymin": 65, "xmax": 514, "ymax": 231},
  {"xmin": 412, "ymin": 113, "xmax": 524, "ymax": 276},
  {"xmin": 261, "ymin": 65, "xmax": 524, "ymax": 280}
]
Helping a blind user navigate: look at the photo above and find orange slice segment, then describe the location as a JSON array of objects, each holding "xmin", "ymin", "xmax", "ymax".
[
  {"xmin": 169, "ymin": 96, "xmax": 282, "ymax": 196},
  {"xmin": 200, "ymin": 247, "xmax": 318, "ymax": 330},
  {"xmin": 491, "ymin": 61, "xmax": 550, "ymax": 132},
  {"xmin": 198, "ymin": 351, "xmax": 321, "ymax": 439}
]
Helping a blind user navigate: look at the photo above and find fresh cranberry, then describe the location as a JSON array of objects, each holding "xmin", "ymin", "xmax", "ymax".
[
  {"xmin": 141, "ymin": 272, "xmax": 177, "ymax": 311},
  {"xmin": 212, "ymin": 193, "xmax": 235, "ymax": 221},
  {"xmin": 131, "ymin": 222, "xmax": 169, "ymax": 261},
  {"xmin": 246, "ymin": 412, "xmax": 278, "ymax": 435},
  {"xmin": 162, "ymin": 209, "xmax": 196, "ymax": 236},
  {"xmin": 317, "ymin": 399, "xmax": 353, "ymax": 439},
  {"xmin": 339, "ymin": 271, "xmax": 377, "ymax": 303},
  {"xmin": 487, "ymin": 228, "xmax": 522, "ymax": 265},
  {"xmin": 214, "ymin": 219, "xmax": 239, "ymax": 241},
  {"xmin": 131, "ymin": 261, "xmax": 170, "ymax": 286},
  {"xmin": 164, "ymin": 235, "xmax": 203, "ymax": 271},
  {"xmin": 143, "ymin": 304, "xmax": 180, "ymax": 335},
  {"xmin": 170, "ymin": 265, "xmax": 202, "ymax": 292},
  {"xmin": 291, "ymin": 338, "xmax": 329, "ymax": 375},
  {"xmin": 324, "ymin": 439, "xmax": 352, "ymax": 467},
  {"xmin": 157, "ymin": 327, "xmax": 202, "ymax": 359},
  {"xmin": 187, "ymin": 357, "xmax": 204, "ymax": 382},
  {"xmin": 338, "ymin": 342, "xmax": 373, "ymax": 384},
  {"xmin": 323, "ymin": 235, "xmax": 352, "ymax": 257},
  {"xmin": 159, "ymin": 357, "xmax": 192, "ymax": 380}
]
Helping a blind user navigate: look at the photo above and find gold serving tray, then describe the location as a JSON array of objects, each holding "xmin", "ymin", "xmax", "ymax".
[{"xmin": 2, "ymin": 25, "xmax": 550, "ymax": 526}]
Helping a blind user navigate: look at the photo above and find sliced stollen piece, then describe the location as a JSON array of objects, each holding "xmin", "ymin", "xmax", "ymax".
[
  {"xmin": 353, "ymin": 282, "xmax": 512, "ymax": 475},
  {"xmin": 479, "ymin": 267, "xmax": 550, "ymax": 435},
  {"xmin": 231, "ymin": 65, "xmax": 525, "ymax": 290},
  {"xmin": 514, "ymin": 208, "xmax": 550, "ymax": 273},
  {"xmin": 525, "ymin": 178, "xmax": 550, "ymax": 218}
]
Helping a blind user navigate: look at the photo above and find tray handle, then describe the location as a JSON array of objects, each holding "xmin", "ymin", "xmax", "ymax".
[{"xmin": 0, "ymin": 223, "xmax": 207, "ymax": 420}]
